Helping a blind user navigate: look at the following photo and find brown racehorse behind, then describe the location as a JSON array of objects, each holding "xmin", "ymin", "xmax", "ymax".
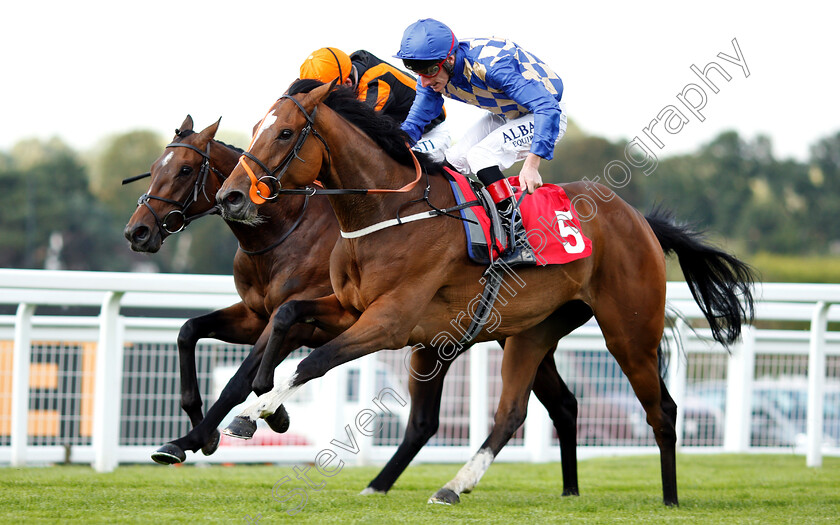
[
  {"xmin": 121, "ymin": 113, "xmax": 585, "ymax": 497},
  {"xmin": 123, "ymin": 115, "xmax": 335, "ymax": 463},
  {"xmin": 215, "ymin": 81, "xmax": 755, "ymax": 507}
]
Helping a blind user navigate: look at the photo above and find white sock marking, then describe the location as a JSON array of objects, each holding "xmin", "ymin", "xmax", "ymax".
[{"xmin": 442, "ymin": 448, "xmax": 495, "ymax": 495}]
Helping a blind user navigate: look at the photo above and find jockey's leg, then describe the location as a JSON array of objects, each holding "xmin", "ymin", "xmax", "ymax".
[{"xmin": 477, "ymin": 166, "xmax": 536, "ymax": 267}]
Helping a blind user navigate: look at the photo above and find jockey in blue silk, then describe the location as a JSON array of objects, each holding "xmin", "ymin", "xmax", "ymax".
[{"xmin": 396, "ymin": 18, "xmax": 567, "ymax": 267}]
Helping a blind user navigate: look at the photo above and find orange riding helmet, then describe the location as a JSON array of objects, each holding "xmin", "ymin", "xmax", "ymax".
[{"xmin": 299, "ymin": 47, "xmax": 353, "ymax": 84}]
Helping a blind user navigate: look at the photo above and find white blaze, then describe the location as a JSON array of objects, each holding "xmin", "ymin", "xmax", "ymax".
[{"xmin": 253, "ymin": 111, "xmax": 278, "ymax": 144}]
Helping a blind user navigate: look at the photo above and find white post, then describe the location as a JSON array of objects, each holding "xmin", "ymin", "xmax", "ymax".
[
  {"xmin": 724, "ymin": 324, "xmax": 755, "ymax": 452},
  {"xmin": 92, "ymin": 291, "xmax": 125, "ymax": 473},
  {"xmin": 469, "ymin": 343, "xmax": 490, "ymax": 452},
  {"xmin": 667, "ymin": 319, "xmax": 688, "ymax": 450},
  {"xmin": 11, "ymin": 303, "xmax": 36, "ymax": 466},
  {"xmin": 807, "ymin": 302, "xmax": 830, "ymax": 468}
]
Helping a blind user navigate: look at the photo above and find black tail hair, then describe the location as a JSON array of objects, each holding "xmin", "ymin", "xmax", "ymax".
[{"xmin": 645, "ymin": 206, "xmax": 756, "ymax": 347}]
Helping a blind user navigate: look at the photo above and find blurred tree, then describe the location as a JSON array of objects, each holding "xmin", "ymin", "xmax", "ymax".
[
  {"xmin": 0, "ymin": 138, "xmax": 126, "ymax": 270},
  {"xmin": 90, "ymin": 130, "xmax": 165, "ymax": 222},
  {"xmin": 535, "ymin": 119, "xmax": 646, "ymax": 205},
  {"xmin": 808, "ymin": 132, "xmax": 840, "ymax": 250}
]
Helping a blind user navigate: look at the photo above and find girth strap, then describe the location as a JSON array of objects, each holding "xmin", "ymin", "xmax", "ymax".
[{"xmin": 339, "ymin": 200, "xmax": 479, "ymax": 239}]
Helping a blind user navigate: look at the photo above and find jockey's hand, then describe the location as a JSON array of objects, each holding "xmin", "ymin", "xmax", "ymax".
[{"xmin": 519, "ymin": 153, "xmax": 544, "ymax": 194}]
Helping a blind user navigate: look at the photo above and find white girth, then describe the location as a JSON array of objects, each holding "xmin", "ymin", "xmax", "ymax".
[{"xmin": 339, "ymin": 209, "xmax": 440, "ymax": 239}]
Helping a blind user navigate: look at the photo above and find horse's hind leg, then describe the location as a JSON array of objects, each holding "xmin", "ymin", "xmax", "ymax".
[
  {"xmin": 532, "ymin": 352, "xmax": 579, "ymax": 496},
  {"xmin": 529, "ymin": 301, "xmax": 591, "ymax": 497},
  {"xmin": 595, "ymin": 302, "xmax": 678, "ymax": 506},
  {"xmin": 429, "ymin": 332, "xmax": 552, "ymax": 505},
  {"xmin": 658, "ymin": 373, "xmax": 678, "ymax": 503},
  {"xmin": 363, "ymin": 345, "xmax": 457, "ymax": 494}
]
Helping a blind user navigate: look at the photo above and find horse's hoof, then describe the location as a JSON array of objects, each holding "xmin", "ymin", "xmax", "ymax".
[
  {"xmin": 151, "ymin": 443, "xmax": 186, "ymax": 465},
  {"xmin": 222, "ymin": 416, "xmax": 257, "ymax": 440},
  {"xmin": 265, "ymin": 405, "xmax": 290, "ymax": 434},
  {"xmin": 562, "ymin": 488, "xmax": 580, "ymax": 496},
  {"xmin": 427, "ymin": 488, "xmax": 460, "ymax": 505},
  {"xmin": 359, "ymin": 487, "xmax": 386, "ymax": 496},
  {"xmin": 201, "ymin": 430, "xmax": 221, "ymax": 456}
]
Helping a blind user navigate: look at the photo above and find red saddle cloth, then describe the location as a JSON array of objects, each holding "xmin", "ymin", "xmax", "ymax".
[{"xmin": 445, "ymin": 168, "xmax": 592, "ymax": 266}]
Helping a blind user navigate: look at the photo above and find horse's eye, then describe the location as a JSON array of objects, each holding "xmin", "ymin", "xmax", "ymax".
[
  {"xmin": 179, "ymin": 166, "xmax": 193, "ymax": 176},
  {"xmin": 279, "ymin": 129, "xmax": 294, "ymax": 141}
]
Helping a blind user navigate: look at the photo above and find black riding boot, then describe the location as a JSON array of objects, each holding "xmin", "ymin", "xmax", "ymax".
[
  {"xmin": 477, "ymin": 166, "xmax": 537, "ymax": 268},
  {"xmin": 496, "ymin": 197, "xmax": 537, "ymax": 267}
]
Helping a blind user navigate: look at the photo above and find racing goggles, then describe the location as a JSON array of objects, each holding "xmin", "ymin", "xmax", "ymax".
[{"xmin": 405, "ymin": 57, "xmax": 449, "ymax": 78}]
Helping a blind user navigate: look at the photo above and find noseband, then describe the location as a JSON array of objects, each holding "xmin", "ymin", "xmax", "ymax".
[{"xmin": 123, "ymin": 141, "xmax": 226, "ymax": 235}]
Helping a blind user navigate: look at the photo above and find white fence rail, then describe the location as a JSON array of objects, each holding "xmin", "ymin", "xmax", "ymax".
[{"xmin": 1, "ymin": 269, "xmax": 839, "ymax": 472}]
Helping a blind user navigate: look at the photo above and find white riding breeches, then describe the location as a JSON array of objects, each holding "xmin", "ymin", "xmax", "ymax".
[
  {"xmin": 411, "ymin": 120, "xmax": 452, "ymax": 164},
  {"xmin": 445, "ymin": 101, "xmax": 567, "ymax": 175}
]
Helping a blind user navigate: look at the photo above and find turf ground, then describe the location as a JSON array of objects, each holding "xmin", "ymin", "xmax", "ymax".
[{"xmin": 1, "ymin": 454, "xmax": 838, "ymax": 524}]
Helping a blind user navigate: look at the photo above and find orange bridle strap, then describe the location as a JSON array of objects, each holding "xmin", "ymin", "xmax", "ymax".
[
  {"xmin": 365, "ymin": 144, "xmax": 423, "ymax": 194},
  {"xmin": 241, "ymin": 160, "xmax": 270, "ymax": 205}
]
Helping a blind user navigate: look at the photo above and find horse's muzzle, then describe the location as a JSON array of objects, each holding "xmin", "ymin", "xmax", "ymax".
[
  {"xmin": 124, "ymin": 223, "xmax": 162, "ymax": 253},
  {"xmin": 216, "ymin": 188, "xmax": 256, "ymax": 222}
]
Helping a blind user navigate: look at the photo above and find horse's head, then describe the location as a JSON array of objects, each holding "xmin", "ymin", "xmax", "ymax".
[
  {"xmin": 216, "ymin": 81, "xmax": 334, "ymax": 223},
  {"xmin": 123, "ymin": 115, "xmax": 224, "ymax": 252}
]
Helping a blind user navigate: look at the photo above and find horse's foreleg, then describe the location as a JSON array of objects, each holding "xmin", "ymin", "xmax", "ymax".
[
  {"xmin": 252, "ymin": 294, "xmax": 357, "ymax": 395},
  {"xmin": 176, "ymin": 303, "xmax": 262, "ymax": 427},
  {"xmin": 429, "ymin": 334, "xmax": 550, "ymax": 505},
  {"xmin": 531, "ymin": 352, "xmax": 580, "ymax": 496},
  {"xmin": 363, "ymin": 345, "xmax": 458, "ymax": 494},
  {"xmin": 153, "ymin": 329, "xmax": 269, "ymax": 464},
  {"xmin": 225, "ymin": 298, "xmax": 419, "ymax": 439}
]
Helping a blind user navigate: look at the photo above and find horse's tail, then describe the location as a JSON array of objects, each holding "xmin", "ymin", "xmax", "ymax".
[{"xmin": 645, "ymin": 206, "xmax": 757, "ymax": 348}]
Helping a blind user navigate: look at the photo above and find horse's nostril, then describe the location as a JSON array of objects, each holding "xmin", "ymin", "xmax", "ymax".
[
  {"xmin": 130, "ymin": 226, "xmax": 150, "ymax": 243},
  {"xmin": 225, "ymin": 191, "xmax": 243, "ymax": 205}
]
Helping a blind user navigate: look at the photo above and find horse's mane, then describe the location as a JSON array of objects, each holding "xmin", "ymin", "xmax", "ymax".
[
  {"xmin": 286, "ymin": 79, "xmax": 439, "ymax": 173},
  {"xmin": 215, "ymin": 139, "xmax": 244, "ymax": 154},
  {"xmin": 173, "ymin": 128, "xmax": 244, "ymax": 154}
]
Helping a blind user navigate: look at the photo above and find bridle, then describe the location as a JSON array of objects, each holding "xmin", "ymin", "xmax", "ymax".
[
  {"xmin": 125, "ymin": 134, "xmax": 315, "ymax": 256},
  {"xmin": 238, "ymin": 94, "xmax": 424, "ymax": 205},
  {"xmin": 239, "ymin": 95, "xmax": 332, "ymax": 204},
  {"xmin": 123, "ymin": 140, "xmax": 226, "ymax": 235}
]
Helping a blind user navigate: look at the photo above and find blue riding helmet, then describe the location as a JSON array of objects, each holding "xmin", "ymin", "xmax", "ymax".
[{"xmin": 395, "ymin": 18, "xmax": 458, "ymax": 61}]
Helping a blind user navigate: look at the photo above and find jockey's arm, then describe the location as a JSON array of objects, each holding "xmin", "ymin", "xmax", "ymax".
[
  {"xmin": 400, "ymin": 85, "xmax": 444, "ymax": 144},
  {"xmin": 519, "ymin": 153, "xmax": 543, "ymax": 194}
]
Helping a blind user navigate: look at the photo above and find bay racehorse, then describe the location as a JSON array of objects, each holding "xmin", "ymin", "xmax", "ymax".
[
  {"xmin": 124, "ymin": 115, "xmax": 336, "ymax": 463},
  {"xmin": 122, "ymin": 113, "xmax": 585, "ymax": 497},
  {"xmin": 215, "ymin": 80, "xmax": 755, "ymax": 506}
]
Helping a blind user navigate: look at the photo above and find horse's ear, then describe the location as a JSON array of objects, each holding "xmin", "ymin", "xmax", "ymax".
[
  {"xmin": 304, "ymin": 79, "xmax": 337, "ymax": 108},
  {"xmin": 179, "ymin": 115, "xmax": 195, "ymax": 134},
  {"xmin": 198, "ymin": 117, "xmax": 221, "ymax": 142}
]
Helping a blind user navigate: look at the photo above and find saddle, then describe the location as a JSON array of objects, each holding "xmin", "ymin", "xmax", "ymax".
[{"xmin": 442, "ymin": 167, "xmax": 592, "ymax": 266}]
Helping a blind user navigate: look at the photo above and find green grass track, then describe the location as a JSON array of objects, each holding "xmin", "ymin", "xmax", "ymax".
[{"xmin": 1, "ymin": 454, "xmax": 838, "ymax": 524}]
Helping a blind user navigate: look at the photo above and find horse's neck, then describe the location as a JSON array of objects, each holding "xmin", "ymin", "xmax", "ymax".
[{"xmin": 320, "ymin": 118, "xmax": 422, "ymax": 233}]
